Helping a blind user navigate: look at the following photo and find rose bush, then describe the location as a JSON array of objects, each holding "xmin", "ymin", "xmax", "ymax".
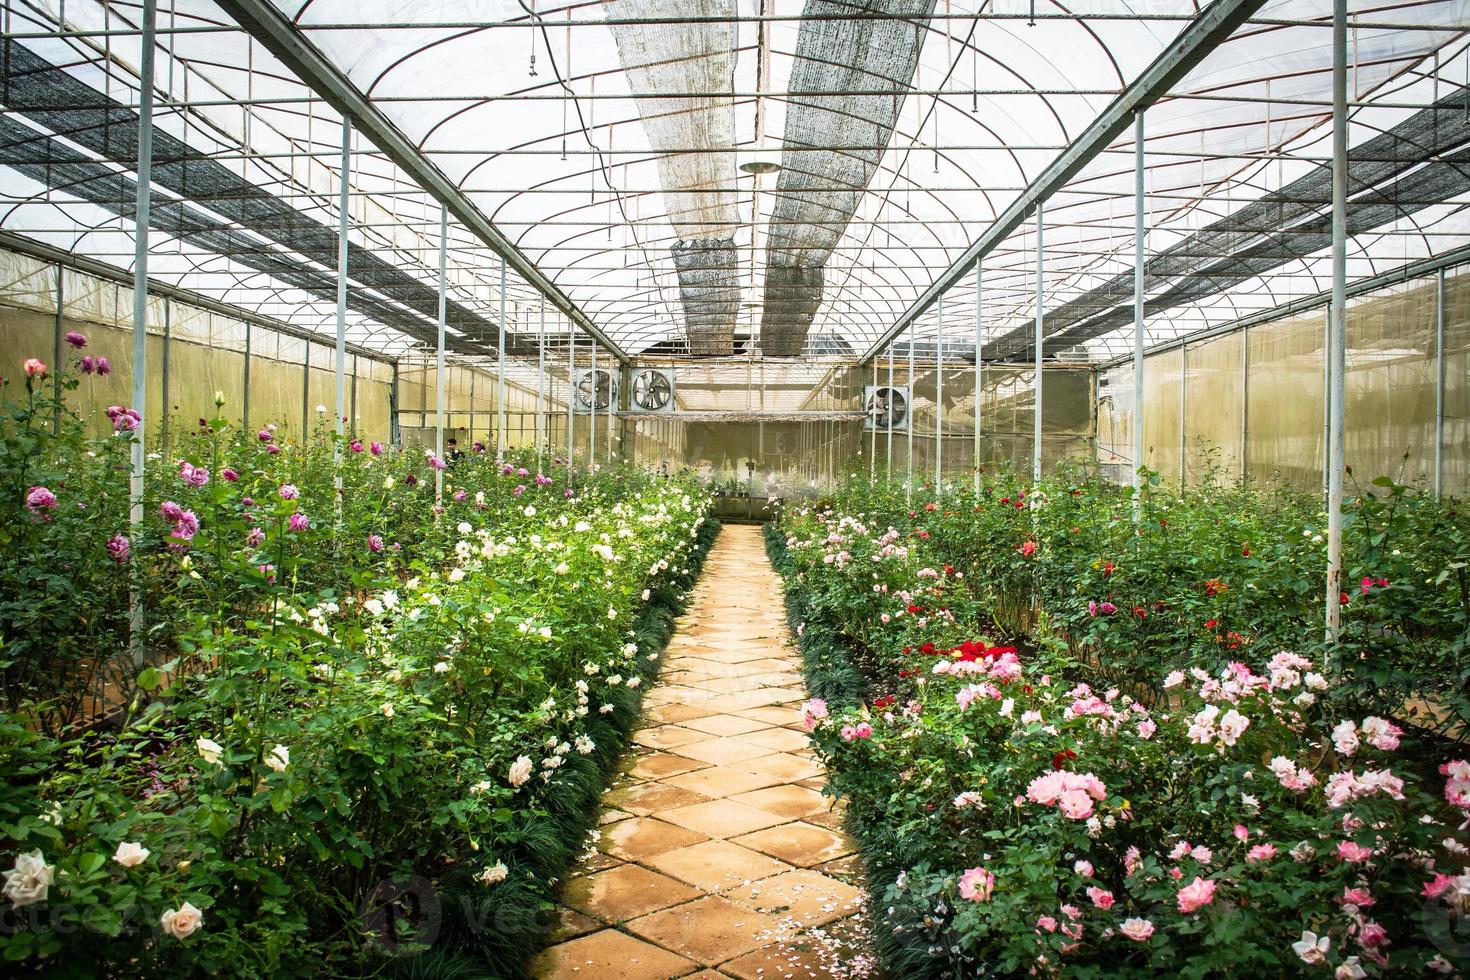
[
  {"xmin": 771, "ymin": 474, "xmax": 1470, "ymax": 977},
  {"xmin": 0, "ymin": 343, "xmax": 718, "ymax": 975}
]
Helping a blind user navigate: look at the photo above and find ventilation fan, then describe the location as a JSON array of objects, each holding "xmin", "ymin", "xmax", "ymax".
[
  {"xmin": 573, "ymin": 368, "xmax": 617, "ymax": 413},
  {"xmin": 629, "ymin": 368, "xmax": 675, "ymax": 413},
  {"xmin": 864, "ymin": 385, "xmax": 909, "ymax": 431}
]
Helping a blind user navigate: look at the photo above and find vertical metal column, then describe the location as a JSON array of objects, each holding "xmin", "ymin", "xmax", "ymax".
[
  {"xmin": 886, "ymin": 347, "xmax": 895, "ymax": 475},
  {"xmin": 334, "ymin": 118, "xmax": 349, "ymax": 522},
  {"xmin": 974, "ymin": 264, "xmax": 982, "ymax": 495},
  {"xmin": 1033, "ymin": 202, "xmax": 1044, "ymax": 484},
  {"xmin": 1435, "ymin": 268, "xmax": 1446, "ymax": 499},
  {"xmin": 159, "ymin": 300, "xmax": 170, "ymax": 456},
  {"xmin": 536, "ymin": 293, "xmax": 545, "ymax": 474},
  {"xmin": 129, "ymin": 0, "xmax": 157, "ymax": 657},
  {"xmin": 935, "ymin": 292, "xmax": 944, "ymax": 495},
  {"xmin": 1132, "ymin": 110, "xmax": 1146, "ymax": 521},
  {"xmin": 1325, "ymin": 0, "xmax": 1347, "ymax": 640},
  {"xmin": 869, "ymin": 359, "xmax": 877, "ymax": 480},
  {"xmin": 906, "ymin": 329, "xmax": 915, "ymax": 501},
  {"xmin": 51, "ymin": 273, "xmax": 64, "ymax": 434},
  {"xmin": 589, "ymin": 343, "xmax": 598, "ymax": 472},
  {"xmin": 242, "ymin": 319, "xmax": 252, "ymax": 434},
  {"xmin": 497, "ymin": 257, "xmax": 507, "ymax": 460},
  {"xmin": 566, "ymin": 324, "xmax": 576, "ymax": 482},
  {"xmin": 435, "ymin": 207, "xmax": 447, "ymax": 504}
]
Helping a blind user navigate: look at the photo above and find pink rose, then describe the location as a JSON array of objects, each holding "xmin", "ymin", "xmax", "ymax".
[
  {"xmin": 1086, "ymin": 886, "xmax": 1114, "ymax": 910},
  {"xmin": 1337, "ymin": 841, "xmax": 1373, "ymax": 864},
  {"xmin": 1120, "ymin": 918, "xmax": 1154, "ymax": 942},
  {"xmin": 1176, "ymin": 876, "xmax": 1216, "ymax": 914},
  {"xmin": 1058, "ymin": 788, "xmax": 1094, "ymax": 821},
  {"xmin": 958, "ymin": 866, "xmax": 994, "ymax": 903},
  {"xmin": 1246, "ymin": 843, "xmax": 1277, "ymax": 863}
]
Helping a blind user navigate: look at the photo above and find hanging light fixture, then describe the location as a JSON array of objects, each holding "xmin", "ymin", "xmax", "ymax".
[{"xmin": 739, "ymin": 146, "xmax": 782, "ymax": 175}]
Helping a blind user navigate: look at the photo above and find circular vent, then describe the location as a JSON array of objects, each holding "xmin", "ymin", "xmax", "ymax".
[
  {"xmin": 866, "ymin": 386, "xmax": 908, "ymax": 429},
  {"xmin": 631, "ymin": 369, "xmax": 673, "ymax": 411},
  {"xmin": 576, "ymin": 369, "xmax": 615, "ymax": 410}
]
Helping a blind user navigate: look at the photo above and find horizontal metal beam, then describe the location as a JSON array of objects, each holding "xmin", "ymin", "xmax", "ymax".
[
  {"xmin": 213, "ymin": 0, "xmax": 630, "ymax": 366},
  {"xmin": 1096, "ymin": 242, "xmax": 1470, "ymax": 371},
  {"xmin": 859, "ymin": 0, "xmax": 1269, "ymax": 365},
  {"xmin": 0, "ymin": 230, "xmax": 390, "ymax": 364}
]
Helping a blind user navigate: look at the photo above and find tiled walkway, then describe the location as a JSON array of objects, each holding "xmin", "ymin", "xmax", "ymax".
[{"xmin": 532, "ymin": 524, "xmax": 872, "ymax": 979}]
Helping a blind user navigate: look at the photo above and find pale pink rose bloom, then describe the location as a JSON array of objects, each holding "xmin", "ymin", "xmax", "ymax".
[
  {"xmin": 1176, "ymin": 876, "xmax": 1216, "ymax": 914},
  {"xmin": 1120, "ymin": 918, "xmax": 1155, "ymax": 942}
]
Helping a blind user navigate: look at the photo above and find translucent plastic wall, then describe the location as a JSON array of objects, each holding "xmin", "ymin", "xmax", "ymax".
[
  {"xmin": 1098, "ymin": 263, "xmax": 1470, "ymax": 495},
  {"xmin": 0, "ymin": 248, "xmax": 394, "ymax": 446}
]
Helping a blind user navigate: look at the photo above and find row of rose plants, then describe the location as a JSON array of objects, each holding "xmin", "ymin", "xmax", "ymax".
[
  {"xmin": 1, "ymin": 343, "xmax": 718, "ymax": 976},
  {"xmin": 770, "ymin": 475, "xmax": 1470, "ymax": 977}
]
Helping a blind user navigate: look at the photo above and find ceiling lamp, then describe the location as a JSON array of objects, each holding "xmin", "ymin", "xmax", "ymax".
[{"xmin": 739, "ymin": 147, "xmax": 782, "ymax": 175}]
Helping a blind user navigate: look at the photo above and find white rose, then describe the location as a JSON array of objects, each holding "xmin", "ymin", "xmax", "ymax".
[
  {"xmin": 507, "ymin": 755, "xmax": 533, "ymax": 787},
  {"xmin": 554, "ymin": 562, "xmax": 569, "ymax": 575},
  {"xmin": 433, "ymin": 661, "xmax": 451, "ymax": 674},
  {"xmin": 113, "ymin": 841, "xmax": 150, "ymax": 868},
  {"xmin": 477, "ymin": 861, "xmax": 509, "ymax": 886},
  {"xmin": 523, "ymin": 505, "xmax": 537, "ymax": 518},
  {"xmin": 381, "ymin": 701, "xmax": 395, "ymax": 719},
  {"xmin": 457, "ymin": 522, "xmax": 473, "ymax": 535},
  {"xmin": 196, "ymin": 737, "xmax": 223, "ymax": 765},
  {"xmin": 265, "ymin": 745, "xmax": 290, "ymax": 773},
  {"xmin": 448, "ymin": 567, "xmax": 465, "ymax": 583},
  {"xmin": 160, "ymin": 901, "xmax": 204, "ymax": 939},
  {"xmin": 3, "ymin": 851, "xmax": 53, "ymax": 908}
]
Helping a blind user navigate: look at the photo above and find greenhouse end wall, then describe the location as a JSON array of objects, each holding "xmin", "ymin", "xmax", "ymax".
[{"xmin": 1098, "ymin": 264, "xmax": 1470, "ymax": 497}]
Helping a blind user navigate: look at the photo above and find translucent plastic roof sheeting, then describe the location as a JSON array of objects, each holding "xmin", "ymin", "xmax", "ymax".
[{"xmin": 0, "ymin": 0, "xmax": 1467, "ymax": 364}]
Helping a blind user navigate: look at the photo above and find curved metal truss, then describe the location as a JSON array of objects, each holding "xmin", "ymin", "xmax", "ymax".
[{"xmin": 1, "ymin": 0, "xmax": 1468, "ymax": 365}]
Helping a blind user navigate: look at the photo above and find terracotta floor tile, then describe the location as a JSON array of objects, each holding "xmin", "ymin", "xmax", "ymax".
[
  {"xmin": 548, "ymin": 907, "xmax": 604, "ymax": 943},
  {"xmin": 730, "ymin": 785, "xmax": 830, "ymax": 821},
  {"xmin": 564, "ymin": 863, "xmax": 703, "ymax": 922},
  {"xmin": 662, "ymin": 764, "xmax": 786, "ymax": 799},
  {"xmin": 645, "ymin": 839, "xmax": 793, "ymax": 893},
  {"xmin": 716, "ymin": 935, "xmax": 847, "ymax": 980},
  {"xmin": 736, "ymin": 705, "xmax": 806, "ymax": 727},
  {"xmin": 595, "ymin": 817, "xmax": 709, "ymax": 862},
  {"xmin": 633, "ymin": 725, "xmax": 712, "ymax": 751},
  {"xmin": 671, "ymin": 737, "xmax": 776, "ymax": 767},
  {"xmin": 600, "ymin": 808, "xmax": 634, "ymax": 826},
  {"xmin": 812, "ymin": 854, "xmax": 865, "ymax": 884},
  {"xmin": 572, "ymin": 851, "xmax": 624, "ymax": 876},
  {"xmin": 723, "ymin": 870, "xmax": 865, "ymax": 928},
  {"xmin": 739, "ymin": 727, "xmax": 813, "ymax": 753},
  {"xmin": 605, "ymin": 781, "xmax": 711, "ymax": 816},
  {"xmin": 730, "ymin": 824, "xmax": 854, "ymax": 868},
  {"xmin": 529, "ymin": 928, "xmax": 696, "ymax": 979},
  {"xmin": 645, "ymin": 702, "xmax": 716, "ymax": 724},
  {"xmin": 659, "ymin": 798, "xmax": 794, "ymax": 838},
  {"xmin": 740, "ymin": 753, "xmax": 823, "ymax": 784},
  {"xmin": 701, "ymin": 689, "xmax": 795, "ymax": 712},
  {"xmin": 627, "ymin": 752, "xmax": 709, "ymax": 780},
  {"xmin": 680, "ymin": 714, "xmax": 773, "ymax": 737},
  {"xmin": 626, "ymin": 896, "xmax": 792, "ymax": 965}
]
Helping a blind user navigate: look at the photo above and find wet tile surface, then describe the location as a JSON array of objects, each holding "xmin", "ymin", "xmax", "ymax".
[{"xmin": 534, "ymin": 526, "xmax": 872, "ymax": 979}]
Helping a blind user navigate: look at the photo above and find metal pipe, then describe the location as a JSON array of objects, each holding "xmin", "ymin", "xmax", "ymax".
[
  {"xmin": 242, "ymin": 319, "xmax": 251, "ymax": 433},
  {"xmin": 886, "ymin": 346, "xmax": 894, "ymax": 475},
  {"xmin": 1033, "ymin": 201, "xmax": 1044, "ymax": 484},
  {"xmin": 906, "ymin": 328, "xmax": 915, "ymax": 502},
  {"xmin": 1435, "ymin": 268, "xmax": 1446, "ymax": 499},
  {"xmin": 435, "ymin": 207, "xmax": 446, "ymax": 504},
  {"xmin": 590, "ymin": 343, "xmax": 598, "ymax": 472},
  {"xmin": 51, "ymin": 272, "xmax": 64, "ymax": 434},
  {"xmin": 537, "ymin": 293, "xmax": 545, "ymax": 474},
  {"xmin": 497, "ymin": 256, "xmax": 507, "ymax": 460},
  {"xmin": 128, "ymin": 0, "xmax": 155, "ymax": 660},
  {"xmin": 159, "ymin": 300, "xmax": 170, "ymax": 457},
  {"xmin": 869, "ymin": 358, "xmax": 876, "ymax": 480},
  {"xmin": 566, "ymin": 324, "xmax": 575, "ymax": 482},
  {"xmin": 1132, "ymin": 109, "xmax": 1146, "ymax": 521},
  {"xmin": 334, "ymin": 117, "xmax": 349, "ymax": 522},
  {"xmin": 935, "ymin": 292, "xmax": 944, "ymax": 496},
  {"xmin": 974, "ymin": 264, "xmax": 982, "ymax": 495},
  {"xmin": 1325, "ymin": 0, "xmax": 1347, "ymax": 641}
]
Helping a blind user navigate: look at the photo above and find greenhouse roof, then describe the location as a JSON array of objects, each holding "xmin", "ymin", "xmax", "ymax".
[{"xmin": 1, "ymin": 0, "xmax": 1468, "ymax": 363}]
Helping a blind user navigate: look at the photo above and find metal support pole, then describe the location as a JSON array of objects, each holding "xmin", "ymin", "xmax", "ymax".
[
  {"xmin": 497, "ymin": 257, "xmax": 507, "ymax": 460},
  {"xmin": 974, "ymin": 264, "xmax": 982, "ymax": 495},
  {"xmin": 435, "ymin": 207, "xmax": 447, "ymax": 504},
  {"xmin": 1132, "ymin": 110, "xmax": 1146, "ymax": 521},
  {"xmin": 159, "ymin": 300, "xmax": 170, "ymax": 457},
  {"xmin": 51, "ymin": 272, "xmax": 64, "ymax": 434},
  {"xmin": 886, "ymin": 347, "xmax": 895, "ymax": 475},
  {"xmin": 935, "ymin": 292, "xmax": 944, "ymax": 496},
  {"xmin": 566, "ymin": 324, "xmax": 576, "ymax": 482},
  {"xmin": 129, "ymin": 0, "xmax": 156, "ymax": 659},
  {"xmin": 906, "ymin": 329, "xmax": 915, "ymax": 502},
  {"xmin": 242, "ymin": 319, "xmax": 251, "ymax": 434},
  {"xmin": 1325, "ymin": 0, "xmax": 1347, "ymax": 640},
  {"xmin": 590, "ymin": 343, "xmax": 598, "ymax": 472},
  {"xmin": 1033, "ymin": 201, "xmax": 1044, "ymax": 484},
  {"xmin": 334, "ymin": 117, "xmax": 349, "ymax": 522},
  {"xmin": 1435, "ymin": 268, "xmax": 1445, "ymax": 499},
  {"xmin": 858, "ymin": 359, "xmax": 870, "ymax": 481},
  {"xmin": 536, "ymin": 293, "xmax": 545, "ymax": 474}
]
